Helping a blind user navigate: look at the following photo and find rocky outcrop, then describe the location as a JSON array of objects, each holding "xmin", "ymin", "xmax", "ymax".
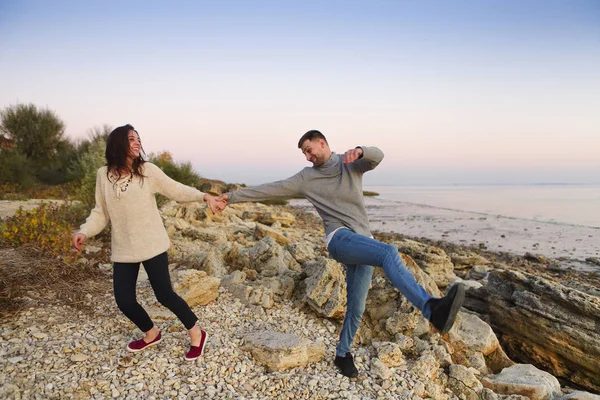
[
  {"xmin": 447, "ymin": 364, "xmax": 484, "ymax": 400},
  {"xmin": 253, "ymin": 211, "xmax": 296, "ymax": 227},
  {"xmin": 472, "ymin": 270, "xmax": 600, "ymax": 392},
  {"xmin": 242, "ymin": 331, "xmax": 325, "ymax": 371},
  {"xmin": 300, "ymin": 258, "xmax": 347, "ymax": 319},
  {"xmin": 363, "ymin": 253, "xmax": 442, "ymax": 341},
  {"xmin": 159, "ymin": 201, "xmax": 598, "ymax": 396},
  {"xmin": 225, "ymin": 237, "xmax": 300, "ymax": 277},
  {"xmin": 172, "ymin": 270, "xmax": 220, "ymax": 306},
  {"xmin": 254, "ymin": 222, "xmax": 291, "ymax": 245},
  {"xmin": 447, "ymin": 311, "xmax": 514, "ymax": 374},
  {"xmin": 481, "ymin": 364, "xmax": 561, "ymax": 400},
  {"xmin": 394, "ymin": 239, "xmax": 458, "ymax": 287}
]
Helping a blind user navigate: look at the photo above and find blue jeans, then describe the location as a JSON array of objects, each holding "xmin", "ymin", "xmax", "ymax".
[{"xmin": 327, "ymin": 229, "xmax": 434, "ymax": 356}]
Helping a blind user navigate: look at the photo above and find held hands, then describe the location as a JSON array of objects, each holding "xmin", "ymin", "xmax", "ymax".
[
  {"xmin": 215, "ymin": 193, "xmax": 229, "ymax": 205},
  {"xmin": 204, "ymin": 194, "xmax": 228, "ymax": 214},
  {"xmin": 72, "ymin": 233, "xmax": 87, "ymax": 251},
  {"xmin": 343, "ymin": 147, "xmax": 363, "ymax": 164}
]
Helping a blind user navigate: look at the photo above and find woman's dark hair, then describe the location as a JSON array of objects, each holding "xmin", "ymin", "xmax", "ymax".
[
  {"xmin": 105, "ymin": 124, "xmax": 146, "ymax": 182},
  {"xmin": 298, "ymin": 130, "xmax": 328, "ymax": 148}
]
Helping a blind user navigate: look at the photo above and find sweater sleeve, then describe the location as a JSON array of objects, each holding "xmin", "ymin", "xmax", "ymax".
[
  {"xmin": 354, "ymin": 146, "xmax": 384, "ymax": 173},
  {"xmin": 146, "ymin": 163, "xmax": 207, "ymax": 203},
  {"xmin": 78, "ymin": 169, "xmax": 110, "ymax": 238},
  {"xmin": 228, "ymin": 171, "xmax": 304, "ymax": 204}
]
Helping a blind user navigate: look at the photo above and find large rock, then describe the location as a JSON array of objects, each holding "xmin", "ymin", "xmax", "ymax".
[
  {"xmin": 301, "ymin": 258, "xmax": 347, "ymax": 319},
  {"xmin": 394, "ymin": 239, "xmax": 457, "ymax": 288},
  {"xmin": 255, "ymin": 211, "xmax": 296, "ymax": 227},
  {"xmin": 222, "ymin": 271, "xmax": 275, "ymax": 309},
  {"xmin": 285, "ymin": 243, "xmax": 316, "ymax": 265},
  {"xmin": 375, "ymin": 341, "xmax": 404, "ymax": 367},
  {"xmin": 225, "ymin": 237, "xmax": 299, "ymax": 277},
  {"xmin": 162, "ymin": 201, "xmax": 214, "ymax": 224},
  {"xmin": 449, "ymin": 250, "xmax": 492, "ymax": 270},
  {"xmin": 364, "ymin": 253, "xmax": 442, "ymax": 339},
  {"xmin": 180, "ymin": 227, "xmax": 227, "ymax": 243},
  {"xmin": 173, "ymin": 269, "xmax": 220, "ymax": 306},
  {"xmin": 465, "ymin": 265, "xmax": 489, "ymax": 281},
  {"xmin": 199, "ymin": 248, "xmax": 229, "ymax": 277},
  {"xmin": 558, "ymin": 392, "xmax": 600, "ymax": 400},
  {"xmin": 371, "ymin": 358, "xmax": 392, "ymax": 379},
  {"xmin": 447, "ymin": 364, "xmax": 483, "ymax": 400},
  {"xmin": 447, "ymin": 311, "xmax": 513, "ymax": 374},
  {"xmin": 409, "ymin": 353, "xmax": 440, "ymax": 381},
  {"xmin": 479, "ymin": 270, "xmax": 600, "ymax": 391},
  {"xmin": 481, "ymin": 364, "xmax": 561, "ymax": 400},
  {"xmin": 242, "ymin": 331, "xmax": 325, "ymax": 371},
  {"xmin": 254, "ymin": 223, "xmax": 291, "ymax": 245}
]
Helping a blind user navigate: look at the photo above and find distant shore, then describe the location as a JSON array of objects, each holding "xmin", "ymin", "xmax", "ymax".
[{"xmin": 289, "ymin": 198, "xmax": 600, "ymax": 273}]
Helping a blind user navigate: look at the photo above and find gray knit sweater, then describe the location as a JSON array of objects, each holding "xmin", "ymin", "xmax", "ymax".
[{"xmin": 227, "ymin": 146, "xmax": 384, "ymax": 237}]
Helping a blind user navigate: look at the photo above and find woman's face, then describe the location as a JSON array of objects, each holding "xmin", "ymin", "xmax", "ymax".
[{"xmin": 127, "ymin": 130, "xmax": 141, "ymax": 160}]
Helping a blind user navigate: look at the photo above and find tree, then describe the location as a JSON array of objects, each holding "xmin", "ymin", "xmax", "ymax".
[{"xmin": 0, "ymin": 103, "xmax": 66, "ymax": 164}]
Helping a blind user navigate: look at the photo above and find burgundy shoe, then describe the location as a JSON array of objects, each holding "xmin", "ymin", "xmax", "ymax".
[
  {"xmin": 185, "ymin": 330, "xmax": 208, "ymax": 361},
  {"xmin": 127, "ymin": 332, "xmax": 162, "ymax": 352}
]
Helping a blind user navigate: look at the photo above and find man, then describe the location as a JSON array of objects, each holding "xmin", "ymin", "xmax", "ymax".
[{"xmin": 218, "ymin": 130, "xmax": 464, "ymax": 378}]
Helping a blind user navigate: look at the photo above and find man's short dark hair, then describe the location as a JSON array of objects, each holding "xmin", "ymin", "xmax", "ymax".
[{"xmin": 298, "ymin": 130, "xmax": 328, "ymax": 148}]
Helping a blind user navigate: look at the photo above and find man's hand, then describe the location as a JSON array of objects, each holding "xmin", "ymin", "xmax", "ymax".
[
  {"xmin": 204, "ymin": 194, "xmax": 228, "ymax": 214},
  {"xmin": 216, "ymin": 193, "xmax": 229, "ymax": 203},
  {"xmin": 72, "ymin": 233, "xmax": 87, "ymax": 251},
  {"xmin": 343, "ymin": 147, "xmax": 364, "ymax": 164}
]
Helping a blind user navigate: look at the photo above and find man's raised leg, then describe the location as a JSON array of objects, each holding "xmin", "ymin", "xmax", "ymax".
[{"xmin": 328, "ymin": 229, "xmax": 464, "ymax": 334}]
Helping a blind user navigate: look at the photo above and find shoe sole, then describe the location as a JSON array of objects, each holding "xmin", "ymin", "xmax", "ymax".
[
  {"xmin": 127, "ymin": 337, "xmax": 162, "ymax": 353},
  {"xmin": 185, "ymin": 331, "xmax": 208, "ymax": 361},
  {"xmin": 440, "ymin": 284, "xmax": 465, "ymax": 334}
]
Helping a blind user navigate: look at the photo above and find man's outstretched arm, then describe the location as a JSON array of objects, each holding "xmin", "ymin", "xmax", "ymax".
[
  {"xmin": 345, "ymin": 146, "xmax": 384, "ymax": 173},
  {"xmin": 221, "ymin": 171, "xmax": 304, "ymax": 204}
]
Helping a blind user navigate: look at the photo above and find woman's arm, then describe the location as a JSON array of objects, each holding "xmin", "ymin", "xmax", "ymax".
[{"xmin": 77, "ymin": 169, "xmax": 110, "ymax": 238}]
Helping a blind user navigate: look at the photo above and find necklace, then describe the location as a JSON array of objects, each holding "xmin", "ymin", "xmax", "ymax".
[{"xmin": 108, "ymin": 171, "xmax": 133, "ymax": 200}]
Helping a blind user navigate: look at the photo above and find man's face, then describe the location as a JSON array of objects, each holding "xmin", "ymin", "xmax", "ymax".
[{"xmin": 300, "ymin": 138, "xmax": 329, "ymax": 167}]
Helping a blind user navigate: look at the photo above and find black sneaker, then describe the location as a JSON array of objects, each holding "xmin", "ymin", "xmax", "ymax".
[
  {"xmin": 427, "ymin": 283, "xmax": 465, "ymax": 334},
  {"xmin": 334, "ymin": 352, "xmax": 359, "ymax": 378}
]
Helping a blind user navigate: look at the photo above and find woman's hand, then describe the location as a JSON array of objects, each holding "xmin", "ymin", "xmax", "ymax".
[
  {"xmin": 72, "ymin": 233, "xmax": 87, "ymax": 251},
  {"xmin": 203, "ymin": 194, "xmax": 228, "ymax": 214}
]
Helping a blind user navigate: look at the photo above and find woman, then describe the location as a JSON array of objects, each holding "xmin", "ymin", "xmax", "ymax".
[{"xmin": 72, "ymin": 124, "xmax": 224, "ymax": 361}]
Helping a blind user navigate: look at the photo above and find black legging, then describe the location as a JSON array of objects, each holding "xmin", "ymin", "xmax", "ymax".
[{"xmin": 113, "ymin": 252, "xmax": 197, "ymax": 332}]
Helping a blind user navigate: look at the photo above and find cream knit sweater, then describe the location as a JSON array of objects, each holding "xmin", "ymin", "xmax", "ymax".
[{"xmin": 78, "ymin": 162, "xmax": 207, "ymax": 262}]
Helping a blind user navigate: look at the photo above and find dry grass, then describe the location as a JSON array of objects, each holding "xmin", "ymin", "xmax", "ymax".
[{"xmin": 0, "ymin": 244, "xmax": 110, "ymax": 320}]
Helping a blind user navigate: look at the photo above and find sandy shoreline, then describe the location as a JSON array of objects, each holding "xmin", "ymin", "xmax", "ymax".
[
  {"xmin": 0, "ymin": 199, "xmax": 65, "ymax": 219},
  {"xmin": 289, "ymin": 198, "xmax": 600, "ymax": 273}
]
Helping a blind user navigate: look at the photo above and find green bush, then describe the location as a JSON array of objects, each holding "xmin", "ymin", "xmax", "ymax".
[
  {"xmin": 0, "ymin": 149, "xmax": 37, "ymax": 188},
  {"xmin": 0, "ymin": 182, "xmax": 79, "ymax": 200},
  {"xmin": 149, "ymin": 152, "xmax": 201, "ymax": 187},
  {"xmin": 0, "ymin": 203, "xmax": 84, "ymax": 262},
  {"xmin": 363, "ymin": 191, "xmax": 379, "ymax": 197}
]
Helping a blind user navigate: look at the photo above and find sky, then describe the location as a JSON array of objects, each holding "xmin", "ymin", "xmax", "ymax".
[{"xmin": 1, "ymin": 0, "xmax": 599, "ymax": 185}]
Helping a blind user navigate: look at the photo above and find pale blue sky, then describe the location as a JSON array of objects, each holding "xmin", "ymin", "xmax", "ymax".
[{"xmin": 1, "ymin": 0, "xmax": 599, "ymax": 185}]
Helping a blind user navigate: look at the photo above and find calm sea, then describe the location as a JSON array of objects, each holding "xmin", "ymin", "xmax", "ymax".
[{"xmin": 363, "ymin": 185, "xmax": 600, "ymax": 228}]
